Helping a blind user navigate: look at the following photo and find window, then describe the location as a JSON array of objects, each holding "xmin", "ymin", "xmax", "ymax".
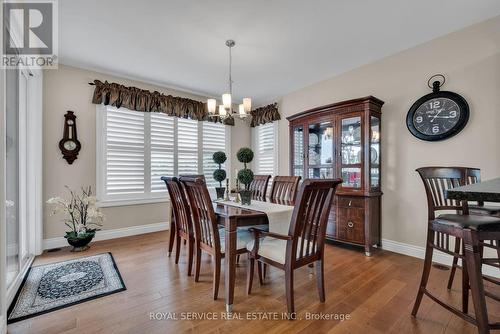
[
  {"xmin": 202, "ymin": 122, "xmax": 227, "ymax": 188},
  {"xmin": 252, "ymin": 122, "xmax": 278, "ymax": 176},
  {"xmin": 97, "ymin": 105, "xmax": 230, "ymax": 205}
]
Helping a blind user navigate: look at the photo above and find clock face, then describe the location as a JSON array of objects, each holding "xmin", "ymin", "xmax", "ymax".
[
  {"xmin": 412, "ymin": 98, "xmax": 460, "ymax": 136},
  {"xmin": 63, "ymin": 140, "xmax": 77, "ymax": 151},
  {"xmin": 67, "ymin": 119, "xmax": 74, "ymax": 125},
  {"xmin": 406, "ymin": 91, "xmax": 469, "ymax": 141}
]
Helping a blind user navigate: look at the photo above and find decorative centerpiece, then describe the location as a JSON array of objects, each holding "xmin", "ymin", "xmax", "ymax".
[
  {"xmin": 236, "ymin": 147, "xmax": 254, "ymax": 205},
  {"xmin": 212, "ymin": 151, "xmax": 227, "ymax": 199},
  {"xmin": 47, "ymin": 186, "xmax": 104, "ymax": 252}
]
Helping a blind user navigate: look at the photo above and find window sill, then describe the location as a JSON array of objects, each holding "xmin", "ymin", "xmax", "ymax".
[{"xmin": 97, "ymin": 197, "xmax": 170, "ymax": 208}]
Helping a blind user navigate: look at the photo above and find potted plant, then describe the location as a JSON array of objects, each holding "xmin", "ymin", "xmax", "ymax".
[
  {"xmin": 212, "ymin": 151, "xmax": 227, "ymax": 199},
  {"xmin": 236, "ymin": 147, "xmax": 254, "ymax": 205},
  {"xmin": 47, "ymin": 186, "xmax": 104, "ymax": 252}
]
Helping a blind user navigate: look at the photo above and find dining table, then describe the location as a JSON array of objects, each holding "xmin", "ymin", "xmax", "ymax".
[
  {"xmin": 213, "ymin": 198, "xmax": 294, "ymax": 312},
  {"xmin": 445, "ymin": 177, "xmax": 500, "ymax": 203}
]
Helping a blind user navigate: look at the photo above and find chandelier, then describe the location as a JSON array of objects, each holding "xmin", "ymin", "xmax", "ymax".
[{"xmin": 207, "ymin": 40, "xmax": 251, "ymax": 119}]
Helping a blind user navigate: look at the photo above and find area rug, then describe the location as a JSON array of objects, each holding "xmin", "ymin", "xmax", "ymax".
[{"xmin": 7, "ymin": 252, "xmax": 126, "ymax": 323}]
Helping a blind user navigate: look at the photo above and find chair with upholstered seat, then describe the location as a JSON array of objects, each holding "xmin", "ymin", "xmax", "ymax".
[
  {"xmin": 412, "ymin": 167, "xmax": 500, "ymax": 334},
  {"xmin": 269, "ymin": 176, "xmax": 301, "ymax": 204},
  {"xmin": 246, "ymin": 178, "xmax": 342, "ymax": 315},
  {"xmin": 180, "ymin": 175, "xmax": 253, "ymax": 299},
  {"xmin": 162, "ymin": 176, "xmax": 195, "ymax": 276}
]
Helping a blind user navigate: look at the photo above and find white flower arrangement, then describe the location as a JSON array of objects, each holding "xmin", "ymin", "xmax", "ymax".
[{"xmin": 47, "ymin": 186, "xmax": 104, "ymax": 238}]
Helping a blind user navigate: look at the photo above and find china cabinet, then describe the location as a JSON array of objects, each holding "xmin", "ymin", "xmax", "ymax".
[{"xmin": 287, "ymin": 96, "xmax": 383, "ymax": 256}]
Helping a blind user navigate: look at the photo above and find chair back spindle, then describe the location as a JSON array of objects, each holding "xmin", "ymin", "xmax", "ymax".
[
  {"xmin": 416, "ymin": 167, "xmax": 468, "ymax": 220},
  {"xmin": 180, "ymin": 176, "xmax": 221, "ymax": 251},
  {"xmin": 270, "ymin": 176, "xmax": 301, "ymax": 203},
  {"xmin": 249, "ymin": 175, "xmax": 271, "ymax": 200},
  {"xmin": 161, "ymin": 177, "xmax": 193, "ymax": 238},
  {"xmin": 287, "ymin": 179, "xmax": 342, "ymax": 263}
]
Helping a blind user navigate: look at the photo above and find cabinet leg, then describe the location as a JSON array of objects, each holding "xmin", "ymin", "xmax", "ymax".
[{"xmin": 365, "ymin": 244, "xmax": 373, "ymax": 257}]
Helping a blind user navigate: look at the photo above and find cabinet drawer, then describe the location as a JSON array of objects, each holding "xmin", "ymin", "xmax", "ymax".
[
  {"xmin": 337, "ymin": 208, "xmax": 364, "ymax": 244},
  {"xmin": 337, "ymin": 196, "xmax": 364, "ymax": 208}
]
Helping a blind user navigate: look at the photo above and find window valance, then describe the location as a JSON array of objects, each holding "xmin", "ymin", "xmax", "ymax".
[
  {"xmin": 250, "ymin": 103, "xmax": 281, "ymax": 127},
  {"xmin": 89, "ymin": 80, "xmax": 235, "ymax": 126}
]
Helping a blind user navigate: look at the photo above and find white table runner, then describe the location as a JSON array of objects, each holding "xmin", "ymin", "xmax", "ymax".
[{"xmin": 215, "ymin": 199, "xmax": 294, "ymax": 235}]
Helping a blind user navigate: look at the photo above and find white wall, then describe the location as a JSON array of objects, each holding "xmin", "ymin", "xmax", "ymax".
[
  {"xmin": 277, "ymin": 16, "xmax": 500, "ymax": 248},
  {"xmin": 43, "ymin": 65, "xmax": 250, "ymax": 240}
]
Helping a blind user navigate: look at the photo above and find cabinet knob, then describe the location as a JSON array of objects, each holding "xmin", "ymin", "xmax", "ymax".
[
  {"xmin": 347, "ymin": 221, "xmax": 354, "ymax": 228},
  {"xmin": 348, "ymin": 200, "xmax": 352, "ymax": 206}
]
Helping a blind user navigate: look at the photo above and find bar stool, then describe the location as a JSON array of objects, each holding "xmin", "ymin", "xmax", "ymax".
[{"xmin": 412, "ymin": 167, "xmax": 500, "ymax": 334}]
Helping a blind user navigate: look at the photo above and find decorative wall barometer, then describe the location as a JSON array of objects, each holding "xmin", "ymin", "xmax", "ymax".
[{"xmin": 59, "ymin": 111, "xmax": 81, "ymax": 164}]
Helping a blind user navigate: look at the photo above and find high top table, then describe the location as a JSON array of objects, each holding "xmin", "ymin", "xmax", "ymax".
[{"xmin": 446, "ymin": 177, "xmax": 500, "ymax": 202}]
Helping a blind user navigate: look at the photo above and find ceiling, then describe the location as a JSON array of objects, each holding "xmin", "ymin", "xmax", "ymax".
[{"xmin": 59, "ymin": 0, "xmax": 500, "ymax": 105}]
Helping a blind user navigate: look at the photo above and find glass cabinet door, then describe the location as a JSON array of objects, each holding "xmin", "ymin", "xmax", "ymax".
[
  {"xmin": 370, "ymin": 116, "xmax": 381, "ymax": 189},
  {"xmin": 307, "ymin": 121, "xmax": 334, "ymax": 179},
  {"xmin": 292, "ymin": 126, "xmax": 304, "ymax": 178},
  {"xmin": 340, "ymin": 116, "xmax": 362, "ymax": 188}
]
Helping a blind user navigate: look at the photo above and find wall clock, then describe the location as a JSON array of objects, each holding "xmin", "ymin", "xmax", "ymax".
[
  {"xmin": 406, "ymin": 75, "xmax": 469, "ymax": 141},
  {"xmin": 59, "ymin": 111, "xmax": 81, "ymax": 164}
]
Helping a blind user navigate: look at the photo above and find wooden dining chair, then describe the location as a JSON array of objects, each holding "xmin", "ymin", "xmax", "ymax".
[
  {"xmin": 269, "ymin": 176, "xmax": 301, "ymax": 203},
  {"xmin": 249, "ymin": 175, "xmax": 271, "ymax": 200},
  {"xmin": 447, "ymin": 167, "xmax": 500, "ymax": 289},
  {"xmin": 412, "ymin": 167, "xmax": 500, "ymax": 334},
  {"xmin": 246, "ymin": 178, "xmax": 342, "ymax": 316},
  {"xmin": 161, "ymin": 176, "xmax": 195, "ymax": 276},
  {"xmin": 180, "ymin": 175, "xmax": 253, "ymax": 299}
]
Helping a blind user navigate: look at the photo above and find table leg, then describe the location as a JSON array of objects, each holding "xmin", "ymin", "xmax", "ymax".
[{"xmin": 225, "ymin": 216, "xmax": 237, "ymax": 312}]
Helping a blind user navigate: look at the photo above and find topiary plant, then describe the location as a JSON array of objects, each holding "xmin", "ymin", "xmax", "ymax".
[
  {"xmin": 236, "ymin": 147, "xmax": 254, "ymax": 167},
  {"xmin": 237, "ymin": 169, "xmax": 254, "ymax": 189},
  {"xmin": 236, "ymin": 147, "xmax": 254, "ymax": 190},
  {"xmin": 212, "ymin": 151, "xmax": 227, "ymax": 188}
]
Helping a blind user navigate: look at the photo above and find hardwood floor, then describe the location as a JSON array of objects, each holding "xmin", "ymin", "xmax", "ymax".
[{"xmin": 7, "ymin": 231, "xmax": 499, "ymax": 334}]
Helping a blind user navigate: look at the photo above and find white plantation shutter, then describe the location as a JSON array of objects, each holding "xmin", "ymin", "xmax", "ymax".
[
  {"xmin": 104, "ymin": 108, "xmax": 145, "ymax": 195},
  {"xmin": 255, "ymin": 122, "xmax": 276, "ymax": 176},
  {"xmin": 98, "ymin": 106, "xmax": 229, "ymax": 204},
  {"xmin": 150, "ymin": 113, "xmax": 174, "ymax": 192},
  {"xmin": 177, "ymin": 118, "xmax": 199, "ymax": 175},
  {"xmin": 202, "ymin": 122, "xmax": 227, "ymax": 188}
]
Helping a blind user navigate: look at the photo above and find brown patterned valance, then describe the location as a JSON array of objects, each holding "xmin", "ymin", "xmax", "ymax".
[
  {"xmin": 250, "ymin": 103, "xmax": 280, "ymax": 127},
  {"xmin": 89, "ymin": 80, "xmax": 234, "ymax": 126}
]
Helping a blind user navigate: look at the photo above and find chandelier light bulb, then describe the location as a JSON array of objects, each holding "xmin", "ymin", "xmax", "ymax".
[
  {"xmin": 238, "ymin": 104, "xmax": 246, "ymax": 117},
  {"xmin": 222, "ymin": 93, "xmax": 232, "ymax": 109},
  {"xmin": 207, "ymin": 99, "xmax": 216, "ymax": 114},
  {"xmin": 243, "ymin": 98, "xmax": 251, "ymax": 112},
  {"xmin": 219, "ymin": 104, "xmax": 227, "ymax": 117}
]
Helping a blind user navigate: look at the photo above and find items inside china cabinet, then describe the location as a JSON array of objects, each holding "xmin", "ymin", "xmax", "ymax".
[{"xmin": 287, "ymin": 96, "xmax": 383, "ymax": 256}]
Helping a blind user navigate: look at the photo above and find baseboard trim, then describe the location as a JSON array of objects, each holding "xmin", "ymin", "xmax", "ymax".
[
  {"xmin": 381, "ymin": 238, "xmax": 499, "ymax": 278},
  {"xmin": 43, "ymin": 221, "xmax": 170, "ymax": 250}
]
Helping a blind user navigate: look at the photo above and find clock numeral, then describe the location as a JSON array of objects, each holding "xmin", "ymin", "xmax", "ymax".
[
  {"xmin": 429, "ymin": 101, "xmax": 440, "ymax": 109},
  {"xmin": 416, "ymin": 116, "xmax": 423, "ymax": 123},
  {"xmin": 449, "ymin": 110, "xmax": 457, "ymax": 118},
  {"xmin": 432, "ymin": 125, "xmax": 440, "ymax": 134}
]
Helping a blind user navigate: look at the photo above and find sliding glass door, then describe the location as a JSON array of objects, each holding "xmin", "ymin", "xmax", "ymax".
[
  {"xmin": 5, "ymin": 68, "xmax": 31, "ymax": 292},
  {"xmin": 5, "ymin": 69, "xmax": 20, "ymax": 288}
]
